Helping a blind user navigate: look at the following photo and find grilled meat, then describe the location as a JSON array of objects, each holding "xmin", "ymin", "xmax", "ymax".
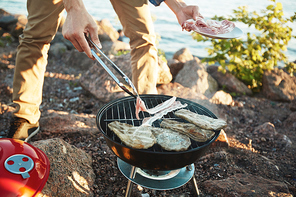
[
  {"xmin": 108, "ymin": 121, "xmax": 156, "ymax": 149},
  {"xmin": 174, "ymin": 109, "xmax": 227, "ymax": 130},
  {"xmin": 160, "ymin": 119, "xmax": 215, "ymax": 142},
  {"xmin": 151, "ymin": 127, "xmax": 191, "ymax": 151}
]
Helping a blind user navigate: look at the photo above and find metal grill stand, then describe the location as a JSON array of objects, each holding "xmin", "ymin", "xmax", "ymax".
[{"xmin": 117, "ymin": 158, "xmax": 200, "ymax": 197}]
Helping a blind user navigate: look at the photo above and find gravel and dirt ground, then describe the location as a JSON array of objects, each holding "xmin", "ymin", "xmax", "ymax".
[{"xmin": 1, "ymin": 42, "xmax": 295, "ymax": 196}]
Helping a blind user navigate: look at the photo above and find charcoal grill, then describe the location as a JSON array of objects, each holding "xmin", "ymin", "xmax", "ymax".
[
  {"xmin": 96, "ymin": 94, "xmax": 220, "ymax": 170},
  {"xmin": 96, "ymin": 95, "xmax": 222, "ymax": 196}
]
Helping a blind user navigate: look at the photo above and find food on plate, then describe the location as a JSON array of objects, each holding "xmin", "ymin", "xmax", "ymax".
[
  {"xmin": 108, "ymin": 121, "xmax": 156, "ymax": 149},
  {"xmin": 151, "ymin": 127, "xmax": 191, "ymax": 151},
  {"xmin": 160, "ymin": 119, "xmax": 215, "ymax": 142},
  {"xmin": 182, "ymin": 17, "xmax": 235, "ymax": 35},
  {"xmin": 174, "ymin": 109, "xmax": 227, "ymax": 130}
]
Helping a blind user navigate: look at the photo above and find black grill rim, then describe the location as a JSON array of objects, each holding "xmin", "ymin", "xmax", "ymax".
[{"xmin": 96, "ymin": 94, "xmax": 221, "ymax": 154}]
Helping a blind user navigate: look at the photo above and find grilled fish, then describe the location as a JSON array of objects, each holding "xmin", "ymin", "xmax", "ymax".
[
  {"xmin": 174, "ymin": 109, "xmax": 227, "ymax": 130},
  {"xmin": 108, "ymin": 121, "xmax": 156, "ymax": 149},
  {"xmin": 160, "ymin": 119, "xmax": 215, "ymax": 142},
  {"xmin": 151, "ymin": 127, "xmax": 191, "ymax": 151}
]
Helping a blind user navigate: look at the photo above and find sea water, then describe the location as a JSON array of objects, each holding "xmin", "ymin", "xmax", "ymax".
[{"xmin": 0, "ymin": 0, "xmax": 295, "ymax": 61}]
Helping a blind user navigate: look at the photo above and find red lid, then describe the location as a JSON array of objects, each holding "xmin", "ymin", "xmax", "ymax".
[{"xmin": 0, "ymin": 138, "xmax": 50, "ymax": 197}]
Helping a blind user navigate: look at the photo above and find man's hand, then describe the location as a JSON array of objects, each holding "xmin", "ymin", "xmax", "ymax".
[
  {"xmin": 164, "ymin": 0, "xmax": 203, "ymax": 27},
  {"xmin": 175, "ymin": 5, "xmax": 203, "ymax": 26},
  {"xmin": 62, "ymin": 0, "xmax": 101, "ymax": 59}
]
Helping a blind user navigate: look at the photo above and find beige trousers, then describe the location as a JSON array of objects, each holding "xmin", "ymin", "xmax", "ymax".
[{"xmin": 13, "ymin": 0, "xmax": 158, "ymax": 124}]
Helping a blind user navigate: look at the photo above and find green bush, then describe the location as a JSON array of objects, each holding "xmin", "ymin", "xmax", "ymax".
[{"xmin": 192, "ymin": 0, "xmax": 296, "ymax": 91}]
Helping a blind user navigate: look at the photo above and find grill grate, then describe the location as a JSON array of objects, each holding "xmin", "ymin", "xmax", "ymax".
[{"xmin": 98, "ymin": 95, "xmax": 218, "ymax": 153}]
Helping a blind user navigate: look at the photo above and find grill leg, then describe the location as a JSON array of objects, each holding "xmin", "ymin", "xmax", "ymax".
[
  {"xmin": 125, "ymin": 166, "xmax": 137, "ymax": 197},
  {"xmin": 190, "ymin": 176, "xmax": 200, "ymax": 197}
]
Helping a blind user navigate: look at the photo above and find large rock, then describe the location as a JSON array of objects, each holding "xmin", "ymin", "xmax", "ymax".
[
  {"xmin": 167, "ymin": 59, "xmax": 185, "ymax": 79},
  {"xmin": 262, "ymin": 69, "xmax": 296, "ymax": 102},
  {"xmin": 157, "ymin": 82, "xmax": 208, "ymax": 100},
  {"xmin": 80, "ymin": 63, "xmax": 126, "ymax": 102},
  {"xmin": 48, "ymin": 42, "xmax": 67, "ymax": 59},
  {"xmin": 101, "ymin": 40, "xmax": 130, "ymax": 55},
  {"xmin": 202, "ymin": 173, "xmax": 292, "ymax": 197},
  {"xmin": 32, "ymin": 138, "xmax": 95, "ymax": 197},
  {"xmin": 209, "ymin": 90, "xmax": 233, "ymax": 105},
  {"xmin": 79, "ymin": 53, "xmax": 172, "ymax": 102},
  {"xmin": 51, "ymin": 32, "xmax": 74, "ymax": 50},
  {"xmin": 0, "ymin": 9, "xmax": 27, "ymax": 38},
  {"xmin": 207, "ymin": 65, "xmax": 252, "ymax": 96},
  {"xmin": 96, "ymin": 19, "xmax": 119, "ymax": 42},
  {"xmin": 65, "ymin": 50, "xmax": 95, "ymax": 72},
  {"xmin": 172, "ymin": 48, "xmax": 194, "ymax": 63},
  {"xmin": 157, "ymin": 82, "xmax": 220, "ymax": 117},
  {"xmin": 211, "ymin": 129, "xmax": 229, "ymax": 148},
  {"xmin": 252, "ymin": 122, "xmax": 292, "ymax": 149},
  {"xmin": 79, "ymin": 54, "xmax": 133, "ymax": 102},
  {"xmin": 0, "ymin": 9, "xmax": 18, "ymax": 29},
  {"xmin": 290, "ymin": 99, "xmax": 296, "ymax": 111},
  {"xmin": 283, "ymin": 112, "xmax": 296, "ymax": 130},
  {"xmin": 175, "ymin": 57, "xmax": 218, "ymax": 97},
  {"xmin": 157, "ymin": 58, "xmax": 173, "ymax": 84},
  {"xmin": 39, "ymin": 110, "xmax": 98, "ymax": 135},
  {"xmin": 10, "ymin": 14, "xmax": 27, "ymax": 38}
]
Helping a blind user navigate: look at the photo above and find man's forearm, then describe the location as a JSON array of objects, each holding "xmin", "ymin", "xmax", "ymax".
[
  {"xmin": 164, "ymin": 0, "xmax": 187, "ymax": 15},
  {"xmin": 63, "ymin": 0, "xmax": 86, "ymax": 12}
]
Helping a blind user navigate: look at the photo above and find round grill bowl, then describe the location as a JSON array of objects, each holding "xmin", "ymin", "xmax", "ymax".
[{"xmin": 96, "ymin": 95, "xmax": 221, "ymax": 170}]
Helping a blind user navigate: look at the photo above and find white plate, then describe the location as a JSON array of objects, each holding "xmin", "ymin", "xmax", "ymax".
[{"xmin": 195, "ymin": 27, "xmax": 244, "ymax": 39}]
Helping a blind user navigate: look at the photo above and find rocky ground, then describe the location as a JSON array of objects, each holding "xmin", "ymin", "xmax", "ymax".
[{"xmin": 1, "ymin": 39, "xmax": 296, "ymax": 197}]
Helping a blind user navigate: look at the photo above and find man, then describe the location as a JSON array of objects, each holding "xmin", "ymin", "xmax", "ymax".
[{"xmin": 7, "ymin": 0, "xmax": 202, "ymax": 141}]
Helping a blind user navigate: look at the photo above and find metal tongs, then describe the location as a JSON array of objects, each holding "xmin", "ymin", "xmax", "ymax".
[{"xmin": 85, "ymin": 35, "xmax": 138, "ymax": 98}]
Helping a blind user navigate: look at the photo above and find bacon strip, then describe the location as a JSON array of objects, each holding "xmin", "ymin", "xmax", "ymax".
[
  {"xmin": 135, "ymin": 96, "xmax": 148, "ymax": 120},
  {"xmin": 135, "ymin": 96, "xmax": 177, "ymax": 120},
  {"xmin": 141, "ymin": 101, "xmax": 187, "ymax": 126}
]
